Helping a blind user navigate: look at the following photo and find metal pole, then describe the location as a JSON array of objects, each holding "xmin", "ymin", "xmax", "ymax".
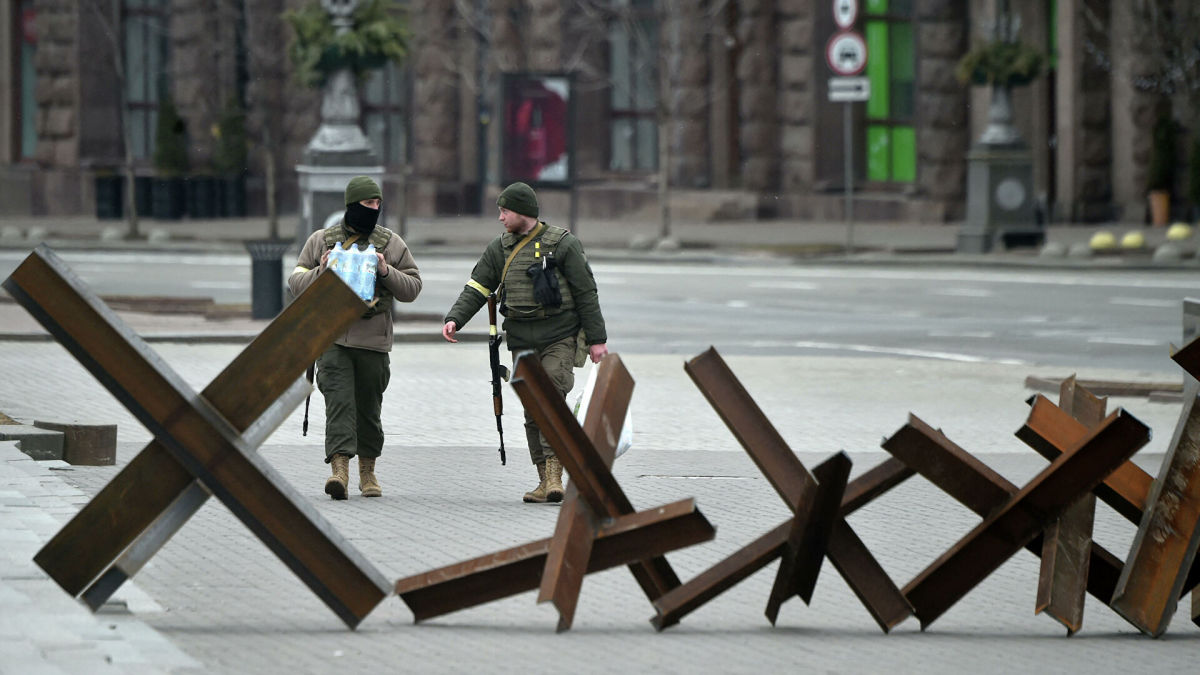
[{"xmin": 844, "ymin": 102, "xmax": 854, "ymax": 255}]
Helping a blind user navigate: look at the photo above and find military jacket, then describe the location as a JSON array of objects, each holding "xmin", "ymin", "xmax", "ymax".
[
  {"xmin": 445, "ymin": 222, "xmax": 607, "ymax": 350},
  {"xmin": 289, "ymin": 221, "xmax": 422, "ymax": 353}
]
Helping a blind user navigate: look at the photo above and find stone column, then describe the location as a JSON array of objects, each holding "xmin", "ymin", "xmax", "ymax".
[
  {"xmin": 918, "ymin": 0, "xmax": 968, "ymax": 216},
  {"xmin": 778, "ymin": 0, "xmax": 815, "ymax": 197},
  {"xmin": 738, "ymin": 0, "xmax": 779, "ymax": 192},
  {"xmin": 666, "ymin": 1, "xmax": 710, "ymax": 188},
  {"xmin": 408, "ymin": 0, "xmax": 459, "ymax": 215}
]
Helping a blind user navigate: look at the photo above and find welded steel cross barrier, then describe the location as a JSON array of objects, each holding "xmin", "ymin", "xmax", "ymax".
[
  {"xmin": 888, "ymin": 404, "xmax": 1150, "ymax": 630},
  {"xmin": 395, "ymin": 352, "xmax": 715, "ymax": 628},
  {"xmin": 651, "ymin": 347, "xmax": 915, "ymax": 632},
  {"xmin": 1019, "ymin": 337, "xmax": 1200, "ymax": 637},
  {"xmin": 4, "ymin": 245, "xmax": 392, "ymax": 629}
]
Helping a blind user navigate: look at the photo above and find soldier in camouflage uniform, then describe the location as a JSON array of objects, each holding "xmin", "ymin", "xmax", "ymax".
[
  {"xmin": 442, "ymin": 182, "xmax": 608, "ymax": 503},
  {"xmin": 289, "ymin": 176, "xmax": 422, "ymax": 500}
]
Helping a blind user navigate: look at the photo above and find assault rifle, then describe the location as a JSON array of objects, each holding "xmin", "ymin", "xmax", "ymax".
[{"xmin": 488, "ymin": 293, "xmax": 508, "ymax": 465}]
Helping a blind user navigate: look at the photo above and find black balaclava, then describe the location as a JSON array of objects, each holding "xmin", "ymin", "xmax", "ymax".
[{"xmin": 344, "ymin": 202, "xmax": 380, "ymax": 235}]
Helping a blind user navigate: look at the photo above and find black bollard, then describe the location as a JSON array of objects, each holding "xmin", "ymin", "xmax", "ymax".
[{"xmin": 244, "ymin": 239, "xmax": 294, "ymax": 319}]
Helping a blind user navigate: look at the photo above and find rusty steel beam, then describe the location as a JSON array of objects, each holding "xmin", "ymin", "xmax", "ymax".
[
  {"xmin": 1111, "ymin": 381, "xmax": 1200, "ymax": 637},
  {"xmin": 883, "ymin": 410, "xmax": 1131, "ymax": 609},
  {"xmin": 677, "ymin": 348, "xmax": 911, "ymax": 632},
  {"xmin": 1036, "ymin": 377, "xmax": 1105, "ymax": 635},
  {"xmin": 685, "ymin": 347, "xmax": 815, "ymax": 508},
  {"xmin": 29, "ymin": 266, "xmax": 363, "ymax": 603},
  {"xmin": 1036, "ymin": 494, "xmax": 1096, "ymax": 635},
  {"xmin": 6, "ymin": 247, "xmax": 390, "ymax": 628},
  {"xmin": 1020, "ymin": 394, "xmax": 1200, "ymax": 605},
  {"xmin": 902, "ymin": 409, "xmax": 1150, "ymax": 629},
  {"xmin": 765, "ymin": 453, "xmax": 850, "ymax": 624},
  {"xmin": 79, "ymin": 377, "xmax": 310, "ymax": 611},
  {"xmin": 538, "ymin": 355, "xmax": 633, "ymax": 632},
  {"xmin": 512, "ymin": 353, "xmax": 682, "ymax": 600},
  {"xmin": 1018, "ymin": 394, "xmax": 1150, "ymax": 523},
  {"xmin": 395, "ymin": 499, "xmax": 714, "ymax": 622},
  {"xmin": 1172, "ymin": 334, "xmax": 1200, "ymax": 380},
  {"xmin": 651, "ymin": 456, "xmax": 914, "ymax": 632}
]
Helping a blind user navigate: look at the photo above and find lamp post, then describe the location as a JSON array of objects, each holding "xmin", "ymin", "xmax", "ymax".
[
  {"xmin": 294, "ymin": 0, "xmax": 384, "ymax": 251},
  {"xmin": 955, "ymin": 0, "xmax": 1043, "ymax": 254}
]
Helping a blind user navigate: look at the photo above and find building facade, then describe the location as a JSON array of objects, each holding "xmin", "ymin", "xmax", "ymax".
[{"xmin": 1, "ymin": 0, "xmax": 1195, "ymax": 225}]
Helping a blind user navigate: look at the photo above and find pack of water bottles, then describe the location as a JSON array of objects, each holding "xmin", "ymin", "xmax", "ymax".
[{"xmin": 327, "ymin": 244, "xmax": 378, "ymax": 302}]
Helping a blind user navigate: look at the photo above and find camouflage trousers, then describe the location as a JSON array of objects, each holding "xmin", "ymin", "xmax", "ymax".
[
  {"xmin": 511, "ymin": 334, "xmax": 576, "ymax": 466},
  {"xmin": 316, "ymin": 344, "xmax": 391, "ymax": 462}
]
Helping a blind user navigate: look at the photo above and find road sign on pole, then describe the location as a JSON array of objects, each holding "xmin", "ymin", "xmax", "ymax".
[
  {"xmin": 833, "ymin": 0, "xmax": 858, "ymax": 29},
  {"xmin": 826, "ymin": 31, "xmax": 868, "ymax": 76},
  {"xmin": 829, "ymin": 77, "xmax": 871, "ymax": 102}
]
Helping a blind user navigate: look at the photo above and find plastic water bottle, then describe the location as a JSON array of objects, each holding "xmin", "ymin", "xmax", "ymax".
[{"xmin": 328, "ymin": 244, "xmax": 377, "ymax": 302}]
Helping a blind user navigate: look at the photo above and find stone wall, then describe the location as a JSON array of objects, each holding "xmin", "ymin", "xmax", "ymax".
[
  {"xmin": 737, "ymin": 0, "xmax": 779, "ymax": 192},
  {"xmin": 916, "ymin": 0, "xmax": 968, "ymax": 215},
  {"xmin": 409, "ymin": 0, "xmax": 461, "ymax": 214},
  {"xmin": 32, "ymin": 0, "xmax": 77, "ymax": 169},
  {"xmin": 666, "ymin": 1, "xmax": 710, "ymax": 188},
  {"xmin": 777, "ymin": 0, "xmax": 814, "ymax": 195}
]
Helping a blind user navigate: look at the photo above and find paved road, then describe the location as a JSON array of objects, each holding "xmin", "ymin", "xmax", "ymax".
[
  {"xmin": 3, "ymin": 249, "xmax": 1198, "ymax": 372},
  {"xmin": 2, "ymin": 342, "xmax": 1198, "ymax": 673}
]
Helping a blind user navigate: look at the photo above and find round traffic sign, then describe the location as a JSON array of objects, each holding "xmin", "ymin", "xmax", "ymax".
[
  {"xmin": 833, "ymin": 0, "xmax": 858, "ymax": 29},
  {"xmin": 826, "ymin": 31, "xmax": 867, "ymax": 76}
]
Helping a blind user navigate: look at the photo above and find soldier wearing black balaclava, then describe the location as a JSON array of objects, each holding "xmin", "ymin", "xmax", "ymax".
[{"xmin": 289, "ymin": 176, "xmax": 423, "ymax": 500}]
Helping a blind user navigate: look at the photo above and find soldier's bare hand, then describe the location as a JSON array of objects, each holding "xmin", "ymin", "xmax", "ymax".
[
  {"xmin": 320, "ymin": 249, "xmax": 331, "ymax": 270},
  {"xmin": 589, "ymin": 343, "xmax": 608, "ymax": 363},
  {"xmin": 376, "ymin": 251, "xmax": 388, "ymax": 277},
  {"xmin": 442, "ymin": 321, "xmax": 458, "ymax": 343}
]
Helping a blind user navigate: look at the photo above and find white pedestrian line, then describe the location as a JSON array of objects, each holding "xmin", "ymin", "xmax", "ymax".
[
  {"xmin": 1109, "ymin": 296, "xmax": 1182, "ymax": 308},
  {"xmin": 1086, "ymin": 336, "xmax": 1163, "ymax": 347}
]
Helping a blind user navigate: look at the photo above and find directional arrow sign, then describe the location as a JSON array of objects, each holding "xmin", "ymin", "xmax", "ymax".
[{"xmin": 829, "ymin": 77, "xmax": 871, "ymax": 102}]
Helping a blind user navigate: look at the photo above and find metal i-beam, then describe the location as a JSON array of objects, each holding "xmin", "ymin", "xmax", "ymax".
[
  {"xmin": 6, "ymin": 247, "xmax": 390, "ymax": 628},
  {"xmin": 1111, "ymin": 379, "xmax": 1200, "ymax": 636},
  {"xmin": 885, "ymin": 411, "xmax": 1128, "ymax": 609},
  {"xmin": 902, "ymin": 409, "xmax": 1150, "ymax": 629},
  {"xmin": 1035, "ymin": 376, "xmax": 1105, "ymax": 635}
]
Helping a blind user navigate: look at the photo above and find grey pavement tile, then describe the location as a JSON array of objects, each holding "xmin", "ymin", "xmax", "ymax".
[{"xmin": 3, "ymin": 342, "xmax": 1200, "ymax": 672}]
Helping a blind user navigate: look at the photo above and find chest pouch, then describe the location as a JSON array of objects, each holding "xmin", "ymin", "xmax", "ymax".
[{"xmin": 527, "ymin": 255, "xmax": 562, "ymax": 308}]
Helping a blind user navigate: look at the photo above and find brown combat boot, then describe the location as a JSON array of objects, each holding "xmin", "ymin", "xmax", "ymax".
[
  {"xmin": 523, "ymin": 461, "xmax": 548, "ymax": 503},
  {"xmin": 545, "ymin": 455, "xmax": 564, "ymax": 503},
  {"xmin": 325, "ymin": 454, "xmax": 349, "ymax": 500},
  {"xmin": 359, "ymin": 456, "xmax": 382, "ymax": 497}
]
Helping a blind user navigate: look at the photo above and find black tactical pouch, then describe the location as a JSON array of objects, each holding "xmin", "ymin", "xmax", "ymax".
[{"xmin": 527, "ymin": 256, "xmax": 563, "ymax": 308}]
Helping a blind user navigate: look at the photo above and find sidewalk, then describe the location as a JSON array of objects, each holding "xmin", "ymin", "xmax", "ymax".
[{"xmin": 1, "ymin": 342, "xmax": 1198, "ymax": 673}]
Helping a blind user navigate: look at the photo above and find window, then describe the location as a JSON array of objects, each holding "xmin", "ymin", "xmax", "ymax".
[
  {"xmin": 864, "ymin": 0, "xmax": 915, "ymax": 183},
  {"xmin": 123, "ymin": 0, "xmax": 168, "ymax": 160},
  {"xmin": 608, "ymin": 0, "xmax": 658, "ymax": 172},
  {"xmin": 363, "ymin": 62, "xmax": 408, "ymax": 166},
  {"xmin": 17, "ymin": 0, "xmax": 36, "ymax": 159}
]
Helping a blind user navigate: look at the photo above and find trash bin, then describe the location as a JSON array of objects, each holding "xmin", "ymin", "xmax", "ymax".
[{"xmin": 244, "ymin": 239, "xmax": 294, "ymax": 319}]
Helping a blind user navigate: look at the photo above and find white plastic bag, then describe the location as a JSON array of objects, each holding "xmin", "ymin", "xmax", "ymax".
[
  {"xmin": 572, "ymin": 361, "xmax": 634, "ymax": 459},
  {"xmin": 327, "ymin": 244, "xmax": 378, "ymax": 302}
]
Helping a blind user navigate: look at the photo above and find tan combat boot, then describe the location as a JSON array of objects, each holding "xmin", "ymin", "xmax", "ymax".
[
  {"xmin": 544, "ymin": 455, "xmax": 564, "ymax": 503},
  {"xmin": 523, "ymin": 461, "xmax": 548, "ymax": 503},
  {"xmin": 359, "ymin": 457, "xmax": 382, "ymax": 498},
  {"xmin": 325, "ymin": 454, "xmax": 349, "ymax": 500}
]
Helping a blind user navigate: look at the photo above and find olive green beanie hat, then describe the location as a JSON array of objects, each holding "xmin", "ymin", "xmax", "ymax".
[
  {"xmin": 497, "ymin": 182, "xmax": 539, "ymax": 218},
  {"xmin": 344, "ymin": 176, "xmax": 382, "ymax": 206}
]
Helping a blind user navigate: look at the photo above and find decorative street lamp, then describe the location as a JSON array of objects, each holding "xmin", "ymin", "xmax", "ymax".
[{"xmin": 955, "ymin": 0, "xmax": 1047, "ymax": 254}]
